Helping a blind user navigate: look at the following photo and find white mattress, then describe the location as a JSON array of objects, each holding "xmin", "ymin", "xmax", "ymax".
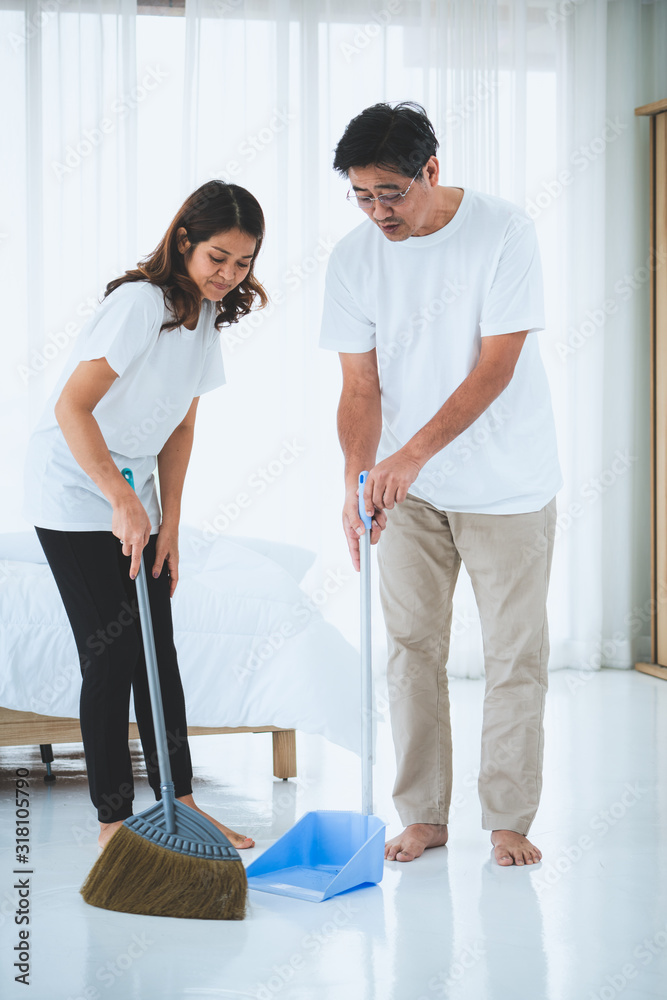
[{"xmin": 0, "ymin": 528, "xmax": 361, "ymax": 754}]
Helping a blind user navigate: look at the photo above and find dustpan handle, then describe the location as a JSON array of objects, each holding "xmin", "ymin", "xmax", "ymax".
[
  {"xmin": 121, "ymin": 468, "xmax": 176, "ymax": 833},
  {"xmin": 359, "ymin": 472, "xmax": 373, "ymax": 816}
]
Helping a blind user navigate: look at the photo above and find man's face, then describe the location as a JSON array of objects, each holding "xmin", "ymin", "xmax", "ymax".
[{"xmin": 347, "ymin": 161, "xmax": 437, "ymax": 241}]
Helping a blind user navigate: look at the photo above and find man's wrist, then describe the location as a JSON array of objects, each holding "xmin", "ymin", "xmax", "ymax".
[{"xmin": 401, "ymin": 440, "xmax": 429, "ymax": 469}]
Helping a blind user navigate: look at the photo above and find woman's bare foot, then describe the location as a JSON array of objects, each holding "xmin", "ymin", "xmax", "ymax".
[
  {"xmin": 491, "ymin": 829, "xmax": 542, "ymax": 866},
  {"xmin": 98, "ymin": 820, "xmax": 124, "ymax": 851},
  {"xmin": 177, "ymin": 794, "xmax": 255, "ymax": 849},
  {"xmin": 384, "ymin": 823, "xmax": 448, "ymax": 862}
]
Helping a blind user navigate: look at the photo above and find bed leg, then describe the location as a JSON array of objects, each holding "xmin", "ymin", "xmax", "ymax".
[
  {"xmin": 272, "ymin": 730, "xmax": 297, "ymax": 780},
  {"xmin": 39, "ymin": 744, "xmax": 57, "ymax": 783}
]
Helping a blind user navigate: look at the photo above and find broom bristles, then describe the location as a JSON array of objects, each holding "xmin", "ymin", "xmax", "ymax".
[{"xmin": 81, "ymin": 824, "xmax": 247, "ymax": 920}]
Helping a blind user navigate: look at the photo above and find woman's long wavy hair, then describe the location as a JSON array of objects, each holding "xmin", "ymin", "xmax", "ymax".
[{"xmin": 105, "ymin": 181, "xmax": 268, "ymax": 331}]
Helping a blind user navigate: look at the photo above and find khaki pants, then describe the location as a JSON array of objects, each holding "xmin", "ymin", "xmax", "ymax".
[{"xmin": 376, "ymin": 493, "xmax": 557, "ymax": 835}]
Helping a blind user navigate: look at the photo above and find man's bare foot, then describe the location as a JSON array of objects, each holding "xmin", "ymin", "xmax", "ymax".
[
  {"xmin": 491, "ymin": 829, "xmax": 542, "ymax": 866},
  {"xmin": 98, "ymin": 820, "xmax": 124, "ymax": 851},
  {"xmin": 177, "ymin": 794, "xmax": 254, "ymax": 849},
  {"xmin": 384, "ymin": 823, "xmax": 448, "ymax": 862}
]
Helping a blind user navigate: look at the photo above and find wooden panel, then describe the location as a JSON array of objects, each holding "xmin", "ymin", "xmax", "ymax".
[
  {"xmin": 635, "ymin": 662, "xmax": 667, "ymax": 681},
  {"xmin": 272, "ymin": 729, "xmax": 298, "ymax": 780},
  {"xmin": 649, "ymin": 114, "xmax": 658, "ymax": 660},
  {"xmin": 0, "ymin": 707, "xmax": 282, "ymax": 744},
  {"xmin": 655, "ymin": 112, "xmax": 667, "ymax": 665},
  {"xmin": 635, "ymin": 98, "xmax": 667, "ymax": 117}
]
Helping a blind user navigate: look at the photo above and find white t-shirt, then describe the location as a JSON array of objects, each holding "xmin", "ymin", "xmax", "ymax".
[
  {"xmin": 319, "ymin": 187, "xmax": 562, "ymax": 514},
  {"xmin": 24, "ymin": 281, "xmax": 226, "ymax": 532}
]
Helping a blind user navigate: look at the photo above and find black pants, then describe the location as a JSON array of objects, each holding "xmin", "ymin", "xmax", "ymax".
[{"xmin": 35, "ymin": 528, "xmax": 193, "ymax": 823}]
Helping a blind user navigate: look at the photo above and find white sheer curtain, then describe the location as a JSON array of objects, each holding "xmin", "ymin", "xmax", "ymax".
[
  {"xmin": 1, "ymin": 0, "xmax": 137, "ymax": 528},
  {"xmin": 3, "ymin": 0, "xmax": 666, "ymax": 674}
]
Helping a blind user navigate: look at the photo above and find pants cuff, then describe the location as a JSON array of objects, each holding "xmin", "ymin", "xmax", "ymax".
[
  {"xmin": 156, "ymin": 782, "xmax": 193, "ymax": 802},
  {"xmin": 97, "ymin": 805, "xmax": 133, "ymax": 824},
  {"xmin": 482, "ymin": 813, "xmax": 533, "ymax": 835},
  {"xmin": 397, "ymin": 809, "xmax": 449, "ymax": 826}
]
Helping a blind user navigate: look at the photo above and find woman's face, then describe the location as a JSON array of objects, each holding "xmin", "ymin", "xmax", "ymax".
[{"xmin": 178, "ymin": 227, "xmax": 258, "ymax": 301}]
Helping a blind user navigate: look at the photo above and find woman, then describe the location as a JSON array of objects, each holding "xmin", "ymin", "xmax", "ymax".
[{"xmin": 24, "ymin": 180, "xmax": 268, "ymax": 851}]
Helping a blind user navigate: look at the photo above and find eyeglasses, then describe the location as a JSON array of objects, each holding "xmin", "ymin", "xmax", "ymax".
[{"xmin": 346, "ymin": 170, "xmax": 421, "ymax": 208}]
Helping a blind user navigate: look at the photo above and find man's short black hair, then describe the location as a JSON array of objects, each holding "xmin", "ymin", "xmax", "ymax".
[{"xmin": 333, "ymin": 101, "xmax": 439, "ymax": 178}]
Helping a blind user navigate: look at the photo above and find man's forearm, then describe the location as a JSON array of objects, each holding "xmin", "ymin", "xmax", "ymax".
[
  {"xmin": 157, "ymin": 425, "xmax": 195, "ymax": 527},
  {"xmin": 337, "ymin": 389, "xmax": 383, "ymax": 492},
  {"xmin": 403, "ymin": 360, "xmax": 513, "ymax": 468}
]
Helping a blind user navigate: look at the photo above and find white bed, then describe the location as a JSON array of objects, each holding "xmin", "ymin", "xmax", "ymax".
[{"xmin": 0, "ymin": 527, "xmax": 362, "ymax": 764}]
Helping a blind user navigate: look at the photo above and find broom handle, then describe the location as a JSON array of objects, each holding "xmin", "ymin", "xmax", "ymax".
[
  {"xmin": 121, "ymin": 469, "xmax": 176, "ymax": 834},
  {"xmin": 358, "ymin": 471, "xmax": 373, "ymax": 817}
]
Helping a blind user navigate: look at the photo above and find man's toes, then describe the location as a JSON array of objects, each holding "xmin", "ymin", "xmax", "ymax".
[{"xmin": 396, "ymin": 850, "xmax": 415, "ymax": 862}]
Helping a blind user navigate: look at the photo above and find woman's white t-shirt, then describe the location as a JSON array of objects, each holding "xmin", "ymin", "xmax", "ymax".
[
  {"xmin": 24, "ymin": 281, "xmax": 225, "ymax": 532},
  {"xmin": 319, "ymin": 187, "xmax": 562, "ymax": 514}
]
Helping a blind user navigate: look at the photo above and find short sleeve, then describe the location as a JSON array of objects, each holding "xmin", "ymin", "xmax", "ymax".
[
  {"xmin": 319, "ymin": 250, "xmax": 376, "ymax": 353},
  {"xmin": 79, "ymin": 282, "xmax": 162, "ymax": 376},
  {"xmin": 479, "ymin": 216, "xmax": 545, "ymax": 337},
  {"xmin": 195, "ymin": 325, "xmax": 226, "ymax": 395}
]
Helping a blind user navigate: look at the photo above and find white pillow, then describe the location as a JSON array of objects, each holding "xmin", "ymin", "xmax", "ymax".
[
  {"xmin": 0, "ymin": 532, "xmax": 47, "ymax": 563},
  {"xmin": 174, "ymin": 525, "xmax": 316, "ymax": 584},
  {"xmin": 0, "ymin": 527, "xmax": 316, "ymax": 584}
]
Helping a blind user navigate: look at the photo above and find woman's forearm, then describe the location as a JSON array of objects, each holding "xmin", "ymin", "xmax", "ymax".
[
  {"xmin": 157, "ymin": 425, "xmax": 196, "ymax": 528},
  {"xmin": 54, "ymin": 403, "xmax": 134, "ymax": 506}
]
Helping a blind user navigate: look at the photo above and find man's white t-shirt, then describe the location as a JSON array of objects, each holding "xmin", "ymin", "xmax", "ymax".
[
  {"xmin": 24, "ymin": 281, "xmax": 226, "ymax": 532},
  {"xmin": 319, "ymin": 187, "xmax": 562, "ymax": 514}
]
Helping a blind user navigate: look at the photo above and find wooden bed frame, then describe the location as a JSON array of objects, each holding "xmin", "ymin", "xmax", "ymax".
[{"xmin": 0, "ymin": 707, "xmax": 297, "ymax": 780}]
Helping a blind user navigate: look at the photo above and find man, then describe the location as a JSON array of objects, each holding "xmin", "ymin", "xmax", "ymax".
[{"xmin": 319, "ymin": 102, "xmax": 561, "ymax": 867}]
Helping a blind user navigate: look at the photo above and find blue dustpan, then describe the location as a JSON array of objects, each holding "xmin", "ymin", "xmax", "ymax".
[{"xmin": 247, "ymin": 472, "xmax": 385, "ymax": 901}]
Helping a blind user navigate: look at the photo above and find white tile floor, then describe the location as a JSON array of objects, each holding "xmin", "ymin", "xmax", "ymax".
[{"xmin": 1, "ymin": 668, "xmax": 666, "ymax": 1000}]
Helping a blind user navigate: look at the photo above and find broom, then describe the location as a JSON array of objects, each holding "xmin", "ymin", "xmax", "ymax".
[{"xmin": 80, "ymin": 468, "xmax": 247, "ymax": 919}]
